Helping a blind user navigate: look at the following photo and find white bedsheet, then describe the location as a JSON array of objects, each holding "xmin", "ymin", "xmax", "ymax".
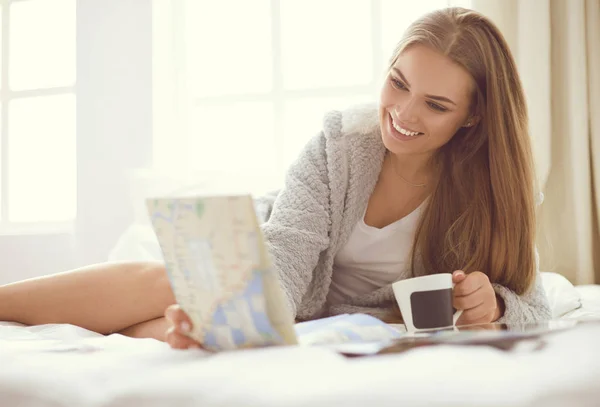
[
  {"xmin": 1, "ymin": 317, "xmax": 600, "ymax": 407},
  {"xmin": 2, "ymin": 283, "xmax": 600, "ymax": 407}
]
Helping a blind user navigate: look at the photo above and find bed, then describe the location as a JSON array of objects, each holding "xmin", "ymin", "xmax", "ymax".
[
  {"xmin": 1, "ymin": 271, "xmax": 600, "ymax": 407},
  {"xmin": 3, "ymin": 191, "xmax": 599, "ymax": 407}
]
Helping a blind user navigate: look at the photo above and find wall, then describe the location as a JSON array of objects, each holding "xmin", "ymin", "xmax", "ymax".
[{"xmin": 0, "ymin": 0, "xmax": 153, "ymax": 285}]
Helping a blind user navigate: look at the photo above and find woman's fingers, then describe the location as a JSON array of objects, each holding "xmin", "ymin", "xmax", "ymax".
[
  {"xmin": 165, "ymin": 304, "xmax": 192, "ymax": 332},
  {"xmin": 457, "ymin": 303, "xmax": 496, "ymax": 325},
  {"xmin": 165, "ymin": 325, "xmax": 201, "ymax": 349},
  {"xmin": 164, "ymin": 304, "xmax": 202, "ymax": 350},
  {"xmin": 453, "ymin": 287, "xmax": 486, "ymax": 311},
  {"xmin": 452, "ymin": 271, "xmax": 497, "ymax": 325}
]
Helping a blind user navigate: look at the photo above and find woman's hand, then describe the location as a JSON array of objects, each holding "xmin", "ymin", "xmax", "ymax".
[
  {"xmin": 164, "ymin": 304, "xmax": 203, "ymax": 350},
  {"xmin": 452, "ymin": 270, "xmax": 504, "ymax": 325}
]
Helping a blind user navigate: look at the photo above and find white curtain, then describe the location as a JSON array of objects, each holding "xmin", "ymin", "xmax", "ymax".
[{"xmin": 472, "ymin": 0, "xmax": 600, "ymax": 284}]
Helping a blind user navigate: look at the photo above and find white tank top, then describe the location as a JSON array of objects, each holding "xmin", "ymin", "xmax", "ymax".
[{"xmin": 326, "ymin": 203, "xmax": 424, "ymax": 307}]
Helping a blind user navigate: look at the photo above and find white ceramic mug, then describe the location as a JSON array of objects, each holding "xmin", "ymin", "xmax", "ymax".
[{"xmin": 392, "ymin": 274, "xmax": 463, "ymax": 333}]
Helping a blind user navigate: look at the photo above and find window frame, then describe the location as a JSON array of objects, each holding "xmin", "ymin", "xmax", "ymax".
[
  {"xmin": 0, "ymin": 0, "xmax": 76, "ymax": 234},
  {"xmin": 155, "ymin": 0, "xmax": 470, "ymax": 179}
]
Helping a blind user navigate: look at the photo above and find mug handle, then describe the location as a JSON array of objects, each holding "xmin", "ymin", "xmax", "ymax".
[
  {"xmin": 453, "ymin": 309, "xmax": 463, "ymax": 325},
  {"xmin": 451, "ymin": 279, "xmax": 463, "ymax": 325}
]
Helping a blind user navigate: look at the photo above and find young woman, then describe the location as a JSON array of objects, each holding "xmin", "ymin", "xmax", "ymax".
[{"xmin": 0, "ymin": 7, "xmax": 550, "ymax": 349}]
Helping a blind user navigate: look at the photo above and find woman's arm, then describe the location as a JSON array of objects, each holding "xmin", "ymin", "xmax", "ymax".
[{"xmin": 261, "ymin": 131, "xmax": 332, "ymax": 317}]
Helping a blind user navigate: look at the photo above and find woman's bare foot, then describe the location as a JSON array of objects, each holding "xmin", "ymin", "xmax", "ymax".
[{"xmin": 119, "ymin": 317, "xmax": 169, "ymax": 341}]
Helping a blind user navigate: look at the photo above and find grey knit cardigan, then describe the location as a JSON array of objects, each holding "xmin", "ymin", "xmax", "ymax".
[{"xmin": 257, "ymin": 104, "xmax": 551, "ymax": 324}]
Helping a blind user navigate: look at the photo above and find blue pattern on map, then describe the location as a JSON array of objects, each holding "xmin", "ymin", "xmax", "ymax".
[
  {"xmin": 230, "ymin": 328, "xmax": 245, "ymax": 345},
  {"xmin": 201, "ymin": 269, "xmax": 283, "ymax": 349}
]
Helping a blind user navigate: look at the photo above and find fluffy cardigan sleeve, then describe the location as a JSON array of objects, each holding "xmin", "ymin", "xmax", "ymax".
[{"xmin": 260, "ymin": 132, "xmax": 332, "ymax": 317}]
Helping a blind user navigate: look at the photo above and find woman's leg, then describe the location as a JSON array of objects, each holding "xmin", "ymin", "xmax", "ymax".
[{"xmin": 0, "ymin": 261, "xmax": 175, "ymax": 335}]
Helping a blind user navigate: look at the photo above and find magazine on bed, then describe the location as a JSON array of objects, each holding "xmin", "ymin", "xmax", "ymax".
[{"xmin": 146, "ymin": 193, "xmax": 579, "ymax": 355}]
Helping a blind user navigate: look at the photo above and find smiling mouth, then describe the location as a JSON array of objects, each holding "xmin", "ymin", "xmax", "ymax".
[{"xmin": 389, "ymin": 113, "xmax": 424, "ymax": 137}]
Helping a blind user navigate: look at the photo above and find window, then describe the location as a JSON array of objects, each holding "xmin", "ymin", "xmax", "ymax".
[
  {"xmin": 0, "ymin": 0, "xmax": 76, "ymax": 232},
  {"xmin": 153, "ymin": 0, "xmax": 471, "ymax": 192}
]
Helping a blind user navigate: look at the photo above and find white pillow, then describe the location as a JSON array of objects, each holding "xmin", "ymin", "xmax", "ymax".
[
  {"xmin": 108, "ymin": 224, "xmax": 163, "ymax": 262},
  {"xmin": 575, "ymin": 285, "xmax": 600, "ymax": 313},
  {"xmin": 541, "ymin": 272, "xmax": 582, "ymax": 318}
]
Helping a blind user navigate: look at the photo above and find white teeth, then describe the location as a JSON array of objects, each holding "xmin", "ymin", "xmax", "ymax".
[{"xmin": 391, "ymin": 119, "xmax": 421, "ymax": 137}]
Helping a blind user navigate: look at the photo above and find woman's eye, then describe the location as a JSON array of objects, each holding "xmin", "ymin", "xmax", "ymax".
[
  {"xmin": 391, "ymin": 77, "xmax": 407, "ymax": 90},
  {"xmin": 427, "ymin": 102, "xmax": 447, "ymax": 112}
]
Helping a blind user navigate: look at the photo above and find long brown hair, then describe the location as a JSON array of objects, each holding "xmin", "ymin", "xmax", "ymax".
[{"xmin": 391, "ymin": 7, "xmax": 537, "ymax": 294}]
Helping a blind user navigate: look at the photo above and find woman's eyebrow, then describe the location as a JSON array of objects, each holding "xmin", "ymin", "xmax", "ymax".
[{"xmin": 392, "ymin": 67, "xmax": 457, "ymax": 106}]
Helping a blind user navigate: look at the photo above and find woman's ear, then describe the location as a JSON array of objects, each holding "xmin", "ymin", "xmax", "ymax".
[{"xmin": 462, "ymin": 116, "xmax": 480, "ymax": 128}]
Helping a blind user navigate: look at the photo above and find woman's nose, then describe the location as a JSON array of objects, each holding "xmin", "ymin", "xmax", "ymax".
[{"xmin": 394, "ymin": 100, "xmax": 419, "ymax": 124}]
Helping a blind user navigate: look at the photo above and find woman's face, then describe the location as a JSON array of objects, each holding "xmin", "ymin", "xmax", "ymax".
[{"xmin": 379, "ymin": 44, "xmax": 476, "ymax": 158}]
